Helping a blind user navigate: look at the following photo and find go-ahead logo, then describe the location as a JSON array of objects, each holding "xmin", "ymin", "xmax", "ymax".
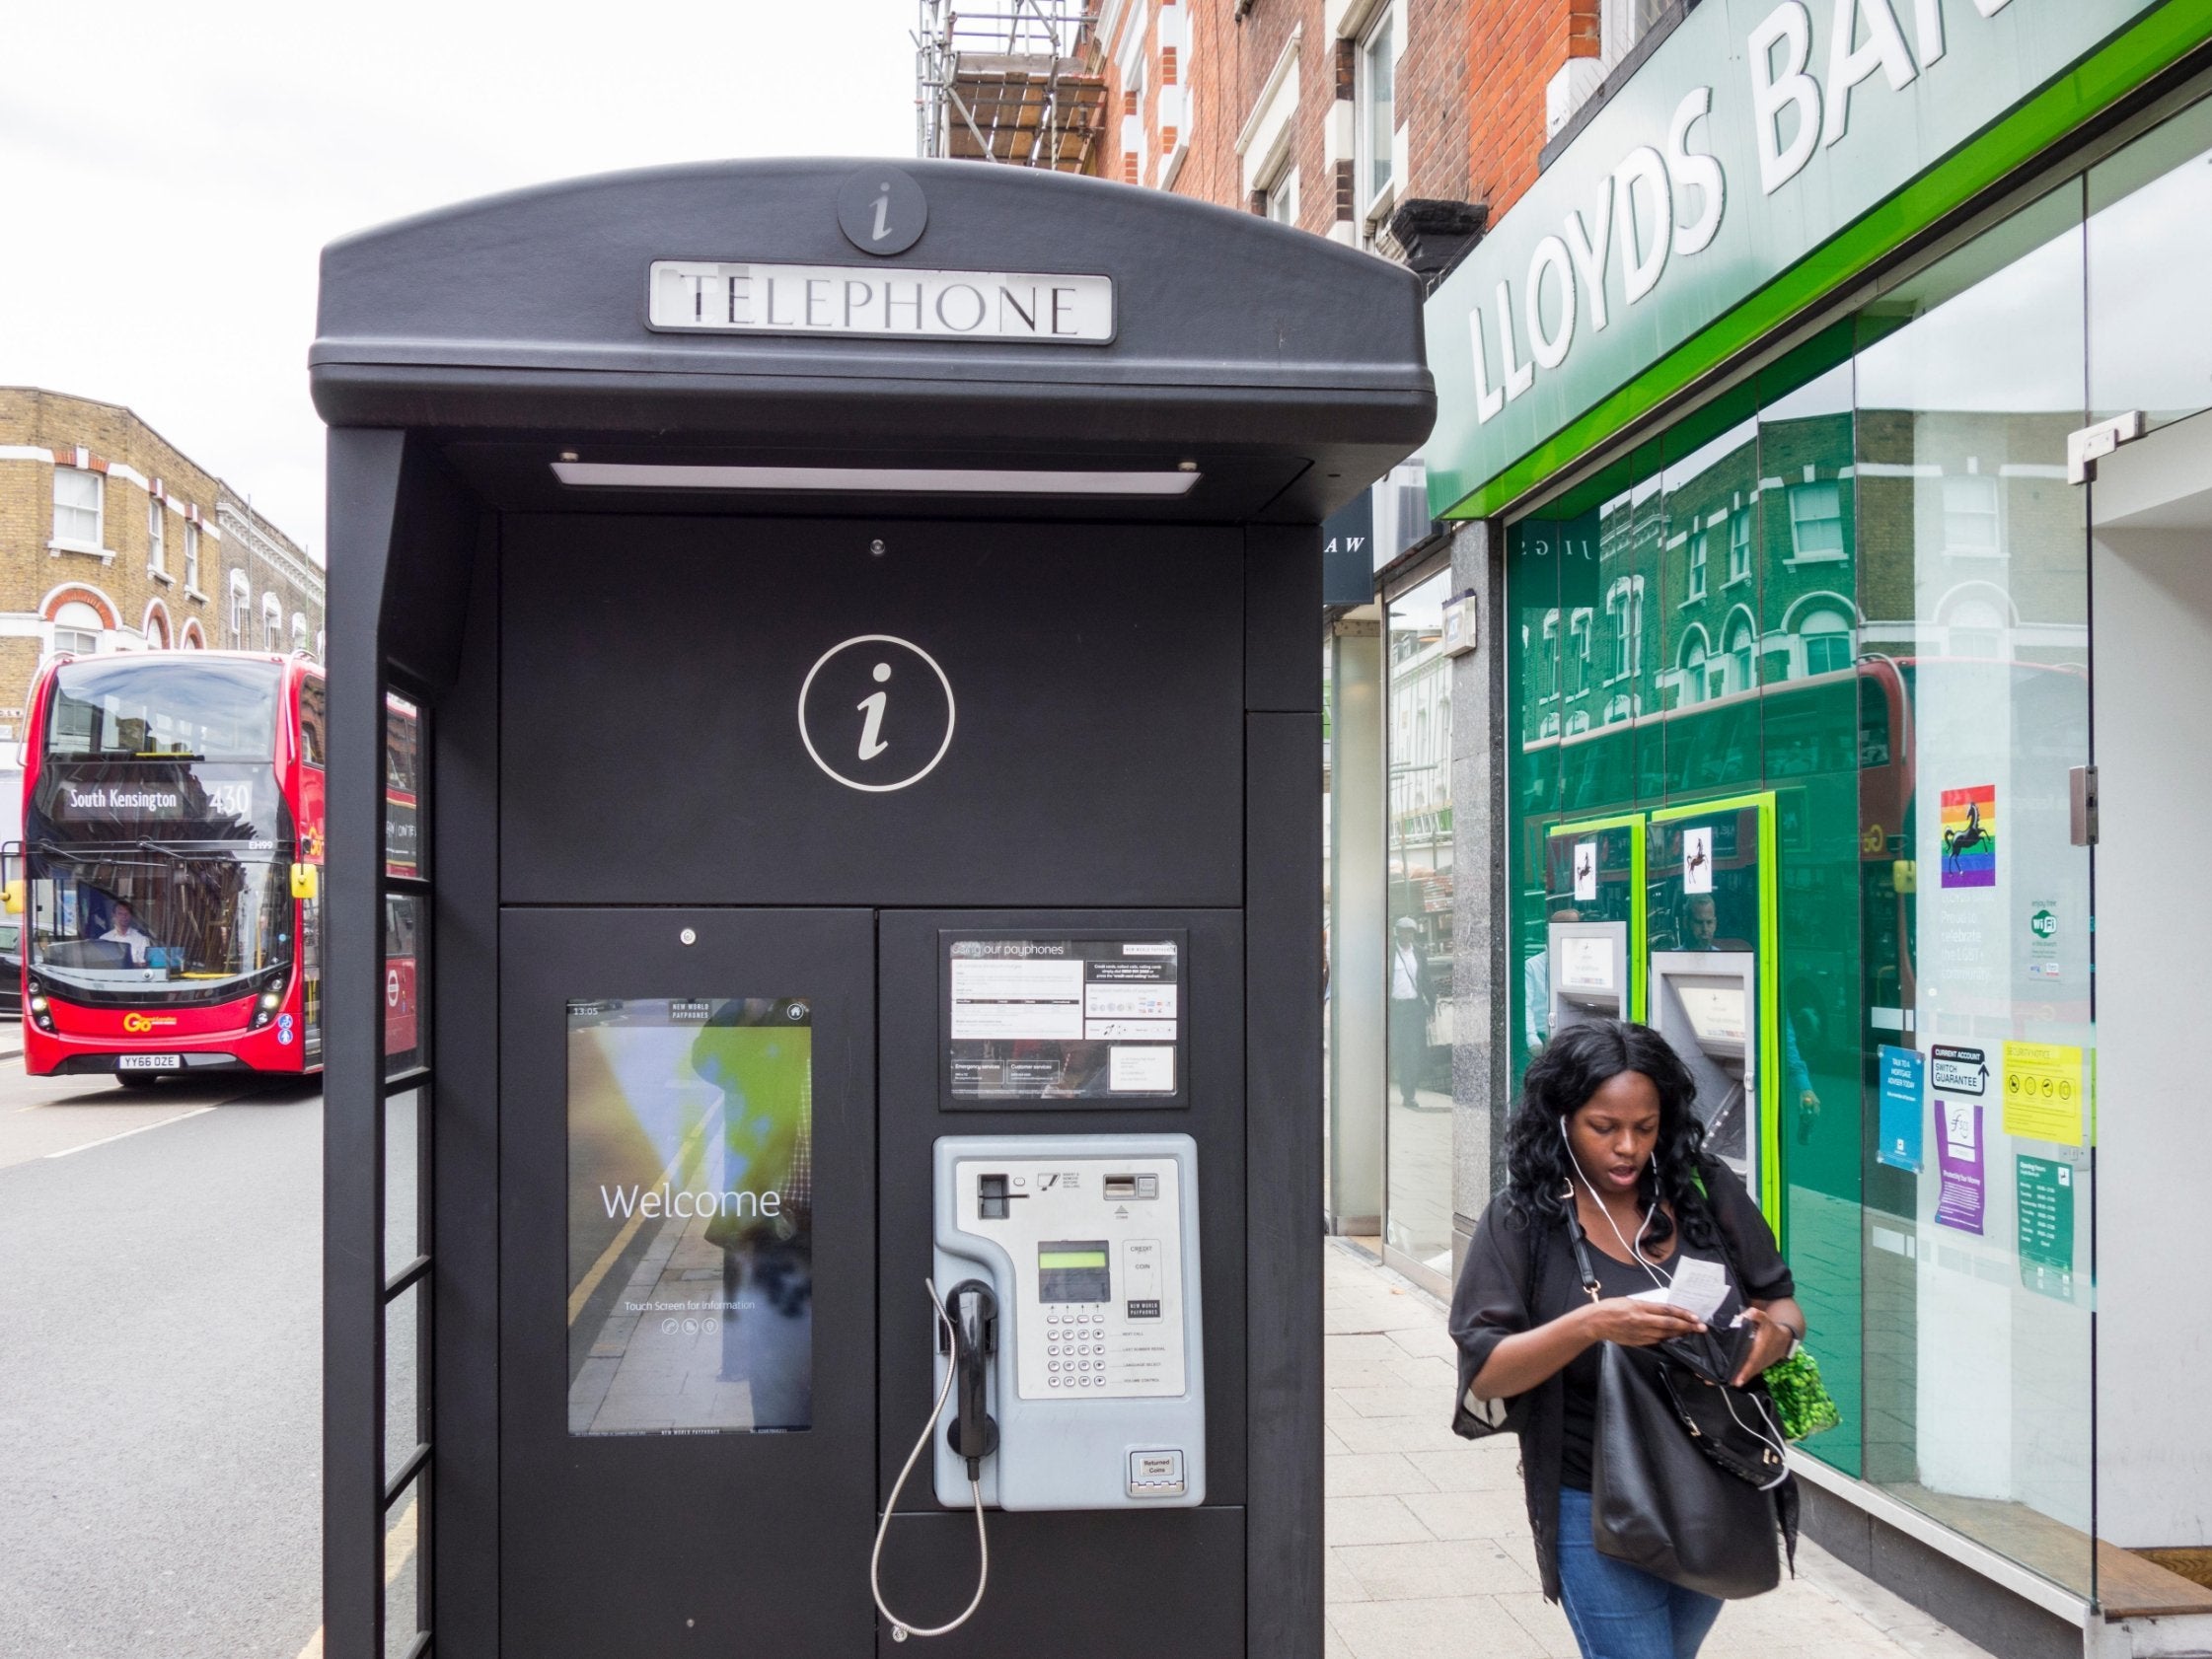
[
  {"xmin": 796, "ymin": 634, "xmax": 955, "ymax": 793},
  {"xmin": 123, "ymin": 1013, "xmax": 178, "ymax": 1035}
]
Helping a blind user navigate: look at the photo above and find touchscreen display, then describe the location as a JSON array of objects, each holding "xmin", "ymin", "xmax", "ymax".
[{"xmin": 566, "ymin": 997, "xmax": 813, "ymax": 1436}]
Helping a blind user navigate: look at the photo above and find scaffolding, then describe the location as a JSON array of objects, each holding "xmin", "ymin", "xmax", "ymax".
[{"xmin": 915, "ymin": 0, "xmax": 1109, "ymax": 174}]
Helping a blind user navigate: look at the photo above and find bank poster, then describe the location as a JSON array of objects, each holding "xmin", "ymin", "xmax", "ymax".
[
  {"xmin": 2001, "ymin": 1040, "xmax": 2084, "ymax": 1146},
  {"xmin": 565, "ymin": 997, "xmax": 813, "ymax": 1436},
  {"xmin": 1935, "ymin": 1100, "xmax": 1985, "ymax": 1236},
  {"xmin": 2016, "ymin": 1156, "xmax": 2077, "ymax": 1302},
  {"xmin": 945, "ymin": 936, "xmax": 1181, "ymax": 1101},
  {"xmin": 1877, "ymin": 1046, "xmax": 1924, "ymax": 1173},
  {"xmin": 1939, "ymin": 785, "xmax": 1997, "ymax": 888}
]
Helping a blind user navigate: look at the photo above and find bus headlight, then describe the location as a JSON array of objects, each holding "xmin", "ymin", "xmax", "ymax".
[
  {"xmin": 251, "ymin": 990, "xmax": 282, "ymax": 1030},
  {"xmin": 27, "ymin": 992, "xmax": 54, "ymax": 1033}
]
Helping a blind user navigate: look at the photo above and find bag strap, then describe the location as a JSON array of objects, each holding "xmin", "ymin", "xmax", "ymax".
[{"xmin": 1556, "ymin": 1183, "xmax": 1603, "ymax": 1303}]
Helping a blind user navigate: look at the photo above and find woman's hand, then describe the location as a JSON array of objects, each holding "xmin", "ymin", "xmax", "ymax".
[
  {"xmin": 1577, "ymin": 1297, "xmax": 1707, "ymax": 1348},
  {"xmin": 1731, "ymin": 1306, "xmax": 1798, "ymax": 1386}
]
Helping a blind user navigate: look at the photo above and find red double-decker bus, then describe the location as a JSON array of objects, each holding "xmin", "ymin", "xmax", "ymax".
[{"xmin": 15, "ymin": 651, "xmax": 326, "ymax": 1083}]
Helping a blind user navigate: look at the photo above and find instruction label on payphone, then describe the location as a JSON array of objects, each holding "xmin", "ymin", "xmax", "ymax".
[{"xmin": 942, "ymin": 934, "xmax": 1183, "ymax": 1103}]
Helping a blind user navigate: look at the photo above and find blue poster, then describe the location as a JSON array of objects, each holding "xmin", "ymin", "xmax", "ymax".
[{"xmin": 1878, "ymin": 1045, "xmax": 1925, "ymax": 1173}]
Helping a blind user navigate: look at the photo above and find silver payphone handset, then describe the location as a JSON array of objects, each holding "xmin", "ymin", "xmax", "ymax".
[{"xmin": 872, "ymin": 1133, "xmax": 1207, "ymax": 1640}]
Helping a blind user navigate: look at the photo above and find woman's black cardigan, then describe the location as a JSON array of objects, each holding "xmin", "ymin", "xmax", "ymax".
[{"xmin": 1445, "ymin": 1158, "xmax": 1794, "ymax": 1601}]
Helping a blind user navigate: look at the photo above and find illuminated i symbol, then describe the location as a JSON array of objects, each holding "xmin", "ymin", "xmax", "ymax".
[
  {"xmin": 870, "ymin": 185, "xmax": 893, "ymax": 243},
  {"xmin": 855, "ymin": 662, "xmax": 892, "ymax": 760}
]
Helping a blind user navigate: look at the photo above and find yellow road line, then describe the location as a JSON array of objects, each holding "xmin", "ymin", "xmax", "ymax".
[
  {"xmin": 292, "ymin": 1499, "xmax": 418, "ymax": 1659},
  {"xmin": 566, "ymin": 1125, "xmax": 703, "ymax": 1328}
]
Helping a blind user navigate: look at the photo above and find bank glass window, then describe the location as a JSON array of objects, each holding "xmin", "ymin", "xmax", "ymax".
[
  {"xmin": 2089, "ymin": 97, "xmax": 2212, "ymax": 433},
  {"xmin": 1383, "ymin": 569, "xmax": 1452, "ymax": 1283},
  {"xmin": 1506, "ymin": 170, "xmax": 2101, "ymax": 1592}
]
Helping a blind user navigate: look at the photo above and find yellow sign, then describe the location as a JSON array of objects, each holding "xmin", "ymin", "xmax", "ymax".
[{"xmin": 2001, "ymin": 1041, "xmax": 2085, "ymax": 1146}]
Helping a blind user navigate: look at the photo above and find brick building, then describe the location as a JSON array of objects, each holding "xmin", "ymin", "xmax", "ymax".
[
  {"xmin": 1098, "ymin": 0, "xmax": 1676, "ymax": 268},
  {"xmin": 0, "ymin": 388, "xmax": 324, "ymax": 744}
]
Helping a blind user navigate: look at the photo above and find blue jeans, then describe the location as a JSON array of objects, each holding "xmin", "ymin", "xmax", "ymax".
[{"xmin": 1555, "ymin": 1486, "xmax": 1725, "ymax": 1659}]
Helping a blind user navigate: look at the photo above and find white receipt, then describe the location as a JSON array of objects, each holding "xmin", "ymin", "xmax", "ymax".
[{"xmin": 1628, "ymin": 1256, "xmax": 1730, "ymax": 1324}]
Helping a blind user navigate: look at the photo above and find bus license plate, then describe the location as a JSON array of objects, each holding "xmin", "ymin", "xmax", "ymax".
[{"xmin": 118, "ymin": 1054, "xmax": 184, "ymax": 1072}]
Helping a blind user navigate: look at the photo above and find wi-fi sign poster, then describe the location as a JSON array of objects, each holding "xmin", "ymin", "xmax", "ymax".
[{"xmin": 1940, "ymin": 785, "xmax": 1997, "ymax": 889}]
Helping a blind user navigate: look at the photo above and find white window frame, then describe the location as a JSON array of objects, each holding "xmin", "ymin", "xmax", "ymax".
[
  {"xmin": 1686, "ymin": 531, "xmax": 1709, "ymax": 601},
  {"xmin": 148, "ymin": 497, "xmax": 168, "ymax": 576},
  {"xmin": 292, "ymin": 613, "xmax": 310, "ymax": 655},
  {"xmin": 1259, "ymin": 158, "xmax": 1299, "ymax": 226},
  {"xmin": 1942, "ymin": 472, "xmax": 2005, "ymax": 558},
  {"xmin": 1727, "ymin": 507, "xmax": 1752, "ymax": 584},
  {"xmin": 1355, "ymin": 7, "xmax": 1396, "ymax": 224},
  {"xmin": 52, "ymin": 467, "xmax": 106, "ymax": 554},
  {"xmin": 49, "ymin": 601, "xmax": 105, "ymax": 659},
  {"xmin": 1786, "ymin": 480, "xmax": 1847, "ymax": 564},
  {"xmin": 260, "ymin": 593, "xmax": 282, "ymax": 652},
  {"xmin": 184, "ymin": 522, "xmax": 202, "ymax": 593},
  {"xmin": 230, "ymin": 572, "xmax": 252, "ymax": 644}
]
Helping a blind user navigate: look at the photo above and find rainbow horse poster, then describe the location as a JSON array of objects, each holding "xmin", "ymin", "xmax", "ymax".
[{"xmin": 1941, "ymin": 785, "xmax": 1997, "ymax": 888}]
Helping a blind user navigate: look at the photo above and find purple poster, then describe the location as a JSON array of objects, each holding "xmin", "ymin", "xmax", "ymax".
[{"xmin": 1935, "ymin": 1099, "xmax": 1985, "ymax": 1235}]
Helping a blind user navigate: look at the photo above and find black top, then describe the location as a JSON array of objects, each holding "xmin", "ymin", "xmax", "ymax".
[
  {"xmin": 1555, "ymin": 1240, "xmax": 1748, "ymax": 1491},
  {"xmin": 1447, "ymin": 1158, "xmax": 1792, "ymax": 1600}
]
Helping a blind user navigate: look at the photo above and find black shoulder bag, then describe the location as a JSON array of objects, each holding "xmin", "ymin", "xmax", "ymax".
[{"xmin": 1562, "ymin": 1200, "xmax": 1795, "ymax": 1601}]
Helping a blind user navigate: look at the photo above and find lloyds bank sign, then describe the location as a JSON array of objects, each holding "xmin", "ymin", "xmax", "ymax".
[{"xmin": 1425, "ymin": 0, "xmax": 2185, "ymax": 520}]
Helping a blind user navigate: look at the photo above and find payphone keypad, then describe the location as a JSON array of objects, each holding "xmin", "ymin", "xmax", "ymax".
[{"xmin": 953, "ymin": 1156, "xmax": 1188, "ymax": 1402}]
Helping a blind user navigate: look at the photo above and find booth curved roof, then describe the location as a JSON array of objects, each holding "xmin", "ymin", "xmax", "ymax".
[{"xmin": 310, "ymin": 158, "xmax": 1433, "ymax": 523}]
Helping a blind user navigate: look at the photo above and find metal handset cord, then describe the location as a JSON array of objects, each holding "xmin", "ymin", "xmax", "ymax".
[{"xmin": 871, "ymin": 1278, "xmax": 990, "ymax": 1642}]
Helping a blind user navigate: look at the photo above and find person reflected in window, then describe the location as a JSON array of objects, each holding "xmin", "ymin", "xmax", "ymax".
[
  {"xmin": 95, "ymin": 902, "xmax": 153, "ymax": 966},
  {"xmin": 1390, "ymin": 915, "xmax": 1438, "ymax": 1111}
]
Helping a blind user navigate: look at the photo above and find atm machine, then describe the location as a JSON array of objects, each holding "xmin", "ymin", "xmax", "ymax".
[
  {"xmin": 1648, "ymin": 948, "xmax": 1759, "ymax": 1187},
  {"xmin": 1547, "ymin": 919, "xmax": 1629, "ymax": 1037}
]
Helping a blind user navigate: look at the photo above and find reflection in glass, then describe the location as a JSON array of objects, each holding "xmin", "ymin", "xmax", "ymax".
[
  {"xmin": 1383, "ymin": 572, "xmax": 1453, "ymax": 1282},
  {"xmin": 385, "ymin": 694, "xmax": 422, "ymax": 881},
  {"xmin": 384, "ymin": 1479, "xmax": 423, "ymax": 1659},
  {"xmin": 385, "ymin": 1281, "xmax": 421, "ymax": 1487},
  {"xmin": 566, "ymin": 998, "xmax": 814, "ymax": 1434},
  {"xmin": 2089, "ymin": 99, "xmax": 2212, "ymax": 431},
  {"xmin": 1857, "ymin": 186, "xmax": 2095, "ymax": 1595},
  {"xmin": 385, "ymin": 1087, "xmax": 421, "ymax": 1277},
  {"xmin": 384, "ymin": 896, "xmax": 426, "ymax": 1078}
]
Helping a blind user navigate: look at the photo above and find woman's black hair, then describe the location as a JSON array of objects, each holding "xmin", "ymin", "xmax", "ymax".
[{"xmin": 1503, "ymin": 1018, "xmax": 1717, "ymax": 1251}]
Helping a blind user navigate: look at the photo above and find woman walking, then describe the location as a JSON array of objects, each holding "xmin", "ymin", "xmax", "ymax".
[{"xmin": 1449, "ymin": 1019, "xmax": 1805, "ymax": 1659}]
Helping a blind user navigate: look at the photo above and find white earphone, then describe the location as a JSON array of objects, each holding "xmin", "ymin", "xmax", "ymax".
[{"xmin": 1559, "ymin": 1114, "xmax": 1665, "ymax": 1278}]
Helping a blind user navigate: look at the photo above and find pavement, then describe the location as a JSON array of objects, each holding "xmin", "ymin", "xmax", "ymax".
[
  {"xmin": 0, "ymin": 1060, "xmax": 325, "ymax": 1659},
  {"xmin": 1321, "ymin": 1238, "xmax": 2000, "ymax": 1659}
]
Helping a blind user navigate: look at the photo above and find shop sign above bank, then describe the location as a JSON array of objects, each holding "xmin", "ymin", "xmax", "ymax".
[
  {"xmin": 1425, "ymin": 0, "xmax": 2171, "ymax": 520},
  {"xmin": 649, "ymin": 260, "xmax": 1116, "ymax": 344}
]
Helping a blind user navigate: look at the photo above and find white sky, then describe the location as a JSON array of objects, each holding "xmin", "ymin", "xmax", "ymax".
[{"xmin": 0, "ymin": 0, "xmax": 920, "ymax": 561}]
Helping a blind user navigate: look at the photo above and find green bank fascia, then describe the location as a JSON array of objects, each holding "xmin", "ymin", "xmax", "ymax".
[{"xmin": 1441, "ymin": 0, "xmax": 2212, "ymax": 523}]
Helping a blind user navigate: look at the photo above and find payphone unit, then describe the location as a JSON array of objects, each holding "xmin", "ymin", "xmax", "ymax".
[
  {"xmin": 1649, "ymin": 950, "xmax": 1759, "ymax": 1187},
  {"xmin": 927, "ymin": 1133, "xmax": 1205, "ymax": 1509}
]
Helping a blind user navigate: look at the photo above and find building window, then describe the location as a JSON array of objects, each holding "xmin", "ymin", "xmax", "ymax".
[
  {"xmin": 261, "ymin": 594, "xmax": 282, "ymax": 652},
  {"xmin": 1943, "ymin": 472, "xmax": 2003, "ymax": 556},
  {"xmin": 230, "ymin": 574, "xmax": 251, "ymax": 644},
  {"xmin": 1801, "ymin": 607, "xmax": 1854, "ymax": 675},
  {"xmin": 1686, "ymin": 532, "xmax": 1709, "ymax": 600},
  {"xmin": 1728, "ymin": 507, "xmax": 1752, "ymax": 583},
  {"xmin": 1726, "ymin": 615, "xmax": 1756, "ymax": 692},
  {"xmin": 292, "ymin": 613, "xmax": 310, "ymax": 654},
  {"xmin": 1260, "ymin": 166, "xmax": 1298, "ymax": 226},
  {"xmin": 1948, "ymin": 598, "xmax": 2006, "ymax": 659},
  {"xmin": 51, "ymin": 601, "xmax": 104, "ymax": 658},
  {"xmin": 184, "ymin": 523, "xmax": 201, "ymax": 590},
  {"xmin": 1540, "ymin": 612, "xmax": 1561, "ymax": 699},
  {"xmin": 1788, "ymin": 480, "xmax": 1846, "ymax": 560},
  {"xmin": 1604, "ymin": 578, "xmax": 1643, "ymax": 683},
  {"xmin": 53, "ymin": 468, "xmax": 103, "ymax": 548},
  {"xmin": 1568, "ymin": 610, "xmax": 1592, "ymax": 694},
  {"xmin": 1356, "ymin": 10, "xmax": 1395, "ymax": 218},
  {"xmin": 148, "ymin": 499, "xmax": 167, "ymax": 574},
  {"xmin": 299, "ymin": 676, "xmax": 328, "ymax": 767}
]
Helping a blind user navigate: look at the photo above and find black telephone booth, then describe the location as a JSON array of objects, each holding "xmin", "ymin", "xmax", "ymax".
[{"xmin": 314, "ymin": 158, "xmax": 1431, "ymax": 1659}]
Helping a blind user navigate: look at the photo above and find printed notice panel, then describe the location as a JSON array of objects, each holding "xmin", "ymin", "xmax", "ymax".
[
  {"xmin": 945, "ymin": 935, "xmax": 1183, "ymax": 1102},
  {"xmin": 566, "ymin": 997, "xmax": 813, "ymax": 1436}
]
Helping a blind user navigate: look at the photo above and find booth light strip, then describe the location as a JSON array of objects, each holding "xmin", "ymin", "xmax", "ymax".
[{"xmin": 552, "ymin": 461, "xmax": 1200, "ymax": 496}]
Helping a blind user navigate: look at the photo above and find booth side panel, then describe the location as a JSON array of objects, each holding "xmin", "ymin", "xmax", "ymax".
[
  {"xmin": 1245, "ymin": 526, "xmax": 1323, "ymax": 713},
  {"xmin": 325, "ymin": 428, "xmax": 406, "ymax": 1659},
  {"xmin": 431, "ymin": 515, "xmax": 502, "ymax": 1657},
  {"xmin": 1245, "ymin": 710, "xmax": 1325, "ymax": 1659}
]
